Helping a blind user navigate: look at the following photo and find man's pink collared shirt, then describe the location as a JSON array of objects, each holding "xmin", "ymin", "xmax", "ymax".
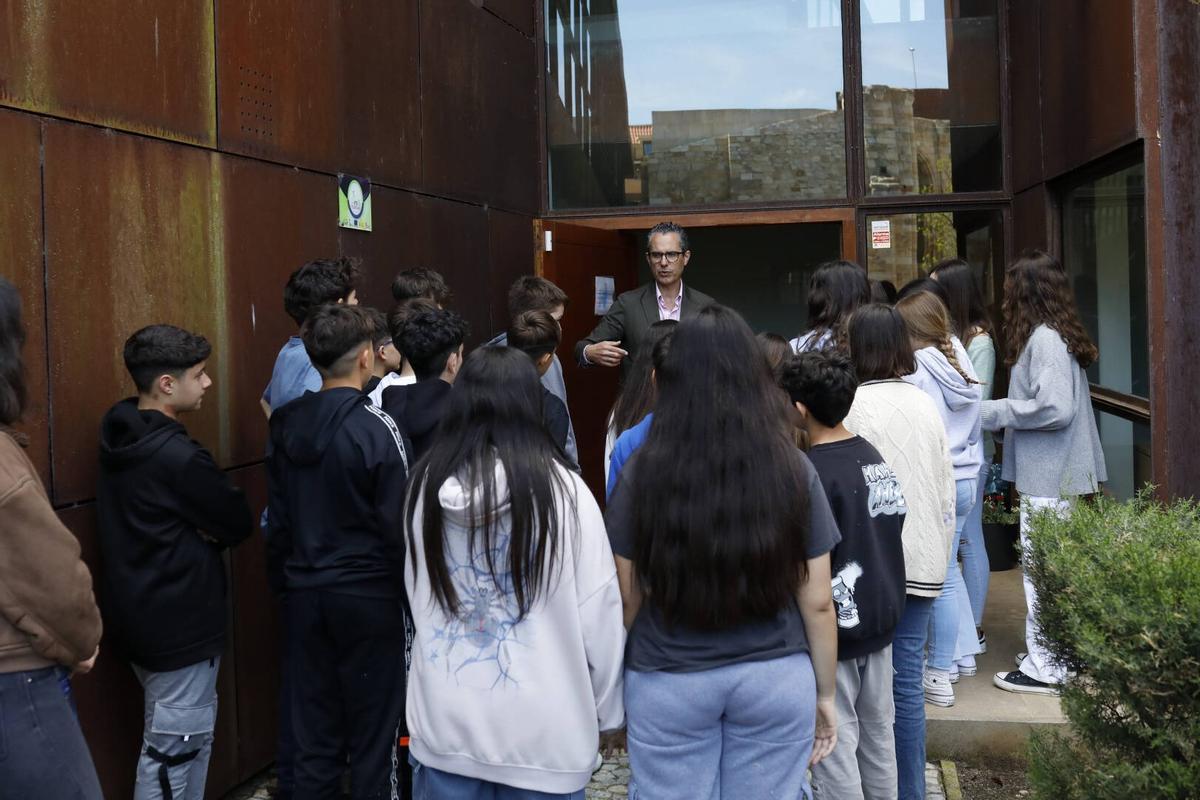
[{"xmin": 656, "ymin": 283, "xmax": 682, "ymax": 321}]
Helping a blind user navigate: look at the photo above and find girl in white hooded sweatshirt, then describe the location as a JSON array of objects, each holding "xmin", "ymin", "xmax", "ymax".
[
  {"xmin": 895, "ymin": 291, "xmax": 983, "ymax": 710},
  {"xmin": 402, "ymin": 347, "xmax": 625, "ymax": 799}
]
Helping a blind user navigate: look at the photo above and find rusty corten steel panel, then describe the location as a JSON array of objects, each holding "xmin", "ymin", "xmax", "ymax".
[
  {"xmin": 1155, "ymin": 0, "xmax": 1200, "ymax": 499},
  {"xmin": 215, "ymin": 0, "xmax": 422, "ymax": 188},
  {"xmin": 0, "ymin": 109, "xmax": 50, "ymax": 484},
  {"xmin": 484, "ymin": 0, "xmax": 536, "ymax": 36},
  {"xmin": 60, "ymin": 502, "xmax": 146, "ymax": 799},
  {"xmin": 337, "ymin": 183, "xmax": 426, "ymax": 311},
  {"xmin": 43, "ymin": 122, "xmax": 229, "ymax": 504},
  {"xmin": 227, "ymin": 464, "xmax": 282, "ymax": 778},
  {"xmin": 218, "ymin": 154, "xmax": 337, "ymax": 464},
  {"xmin": 411, "ymin": 193, "xmax": 495, "ymax": 347},
  {"xmin": 487, "ymin": 210, "xmax": 536, "ymax": 334},
  {"xmin": 338, "ymin": 185, "xmax": 496, "ymax": 344},
  {"xmin": 0, "ymin": 0, "xmax": 216, "ymax": 145},
  {"xmin": 1038, "ymin": 0, "xmax": 1138, "ymax": 180},
  {"xmin": 1011, "ymin": 185, "xmax": 1050, "ymax": 255},
  {"xmin": 1008, "ymin": 0, "xmax": 1045, "ymax": 193},
  {"xmin": 420, "ymin": 0, "xmax": 539, "ymax": 214}
]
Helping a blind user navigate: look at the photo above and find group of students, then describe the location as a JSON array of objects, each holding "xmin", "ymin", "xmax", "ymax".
[{"xmin": 0, "ymin": 220, "xmax": 1106, "ymax": 800}]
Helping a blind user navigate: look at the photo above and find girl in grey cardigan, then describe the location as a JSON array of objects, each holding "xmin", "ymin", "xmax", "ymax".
[{"xmin": 981, "ymin": 251, "xmax": 1106, "ymax": 695}]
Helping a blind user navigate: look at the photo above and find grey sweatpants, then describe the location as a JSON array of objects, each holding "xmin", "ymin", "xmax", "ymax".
[
  {"xmin": 132, "ymin": 656, "xmax": 221, "ymax": 800},
  {"xmin": 811, "ymin": 646, "xmax": 897, "ymax": 800}
]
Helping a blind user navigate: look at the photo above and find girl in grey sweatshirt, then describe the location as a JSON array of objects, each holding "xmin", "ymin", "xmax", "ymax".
[
  {"xmin": 896, "ymin": 291, "xmax": 983, "ymax": 704},
  {"xmin": 981, "ymin": 250, "xmax": 1106, "ymax": 694}
]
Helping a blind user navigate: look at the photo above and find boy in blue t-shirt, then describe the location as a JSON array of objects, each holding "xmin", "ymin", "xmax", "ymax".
[
  {"xmin": 261, "ymin": 257, "xmax": 362, "ymax": 418},
  {"xmin": 781, "ymin": 351, "xmax": 907, "ymax": 800}
]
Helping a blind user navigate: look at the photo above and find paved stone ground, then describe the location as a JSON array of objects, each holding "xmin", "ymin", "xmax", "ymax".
[{"xmin": 225, "ymin": 758, "xmax": 945, "ymax": 798}]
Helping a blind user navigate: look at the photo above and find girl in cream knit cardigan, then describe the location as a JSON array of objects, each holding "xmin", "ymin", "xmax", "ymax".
[{"xmin": 843, "ymin": 303, "xmax": 955, "ymax": 800}]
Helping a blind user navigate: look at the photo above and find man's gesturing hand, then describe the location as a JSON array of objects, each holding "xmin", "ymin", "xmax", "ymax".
[{"xmin": 585, "ymin": 341, "xmax": 628, "ymax": 367}]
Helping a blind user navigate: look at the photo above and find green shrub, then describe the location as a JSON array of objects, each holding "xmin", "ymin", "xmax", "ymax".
[{"xmin": 1023, "ymin": 492, "xmax": 1200, "ymax": 799}]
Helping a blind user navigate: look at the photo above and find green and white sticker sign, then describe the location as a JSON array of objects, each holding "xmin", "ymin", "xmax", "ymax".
[{"xmin": 338, "ymin": 175, "xmax": 372, "ymax": 232}]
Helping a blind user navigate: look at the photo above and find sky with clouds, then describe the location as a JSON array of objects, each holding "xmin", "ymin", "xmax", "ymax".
[{"xmin": 580, "ymin": 0, "xmax": 957, "ymax": 124}]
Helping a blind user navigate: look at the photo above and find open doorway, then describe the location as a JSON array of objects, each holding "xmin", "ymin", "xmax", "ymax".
[{"xmin": 540, "ymin": 217, "xmax": 848, "ymax": 498}]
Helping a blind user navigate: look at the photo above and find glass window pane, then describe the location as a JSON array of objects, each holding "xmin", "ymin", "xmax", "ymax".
[
  {"xmin": 546, "ymin": 0, "xmax": 847, "ymax": 209},
  {"xmin": 1063, "ymin": 160, "xmax": 1149, "ymax": 398},
  {"xmin": 860, "ymin": 0, "xmax": 1002, "ymax": 195},
  {"xmin": 863, "ymin": 210, "xmax": 1002, "ymax": 305},
  {"xmin": 1094, "ymin": 410, "xmax": 1152, "ymax": 500}
]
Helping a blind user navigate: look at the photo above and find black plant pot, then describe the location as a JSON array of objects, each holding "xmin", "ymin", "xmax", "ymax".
[{"xmin": 983, "ymin": 522, "xmax": 1020, "ymax": 571}]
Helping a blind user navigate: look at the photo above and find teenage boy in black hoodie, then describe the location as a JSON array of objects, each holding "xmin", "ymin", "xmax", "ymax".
[
  {"xmin": 97, "ymin": 325, "xmax": 253, "ymax": 800},
  {"xmin": 380, "ymin": 306, "xmax": 468, "ymax": 459},
  {"xmin": 781, "ymin": 351, "xmax": 907, "ymax": 800},
  {"xmin": 267, "ymin": 304, "xmax": 411, "ymax": 799}
]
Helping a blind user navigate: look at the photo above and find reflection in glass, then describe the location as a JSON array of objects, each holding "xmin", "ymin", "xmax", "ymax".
[
  {"xmin": 1095, "ymin": 410, "xmax": 1152, "ymax": 500},
  {"xmin": 863, "ymin": 210, "xmax": 1001, "ymax": 306},
  {"xmin": 1063, "ymin": 160, "xmax": 1148, "ymax": 398},
  {"xmin": 860, "ymin": 0, "xmax": 1002, "ymax": 195},
  {"xmin": 545, "ymin": 0, "xmax": 847, "ymax": 209}
]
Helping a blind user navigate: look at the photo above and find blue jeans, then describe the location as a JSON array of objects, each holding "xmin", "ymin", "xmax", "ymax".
[
  {"xmin": 927, "ymin": 478, "xmax": 977, "ymax": 671},
  {"xmin": 0, "ymin": 666, "xmax": 103, "ymax": 799},
  {"xmin": 625, "ymin": 652, "xmax": 816, "ymax": 800},
  {"xmin": 892, "ymin": 595, "xmax": 934, "ymax": 800},
  {"xmin": 410, "ymin": 757, "xmax": 583, "ymax": 799},
  {"xmin": 960, "ymin": 463, "xmax": 991, "ymax": 626}
]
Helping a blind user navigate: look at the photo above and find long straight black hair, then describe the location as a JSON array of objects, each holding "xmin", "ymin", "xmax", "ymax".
[
  {"xmin": 631, "ymin": 305, "xmax": 810, "ymax": 630},
  {"xmin": 404, "ymin": 346, "xmax": 575, "ymax": 620},
  {"xmin": 610, "ymin": 319, "xmax": 677, "ymax": 437},
  {"xmin": 0, "ymin": 279, "xmax": 28, "ymax": 427}
]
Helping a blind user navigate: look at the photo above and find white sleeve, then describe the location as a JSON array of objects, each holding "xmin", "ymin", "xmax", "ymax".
[{"xmin": 571, "ymin": 479, "xmax": 626, "ymax": 733}]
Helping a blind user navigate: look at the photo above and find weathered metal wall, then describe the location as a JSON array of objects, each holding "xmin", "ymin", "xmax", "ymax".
[
  {"xmin": 0, "ymin": 2, "xmax": 540, "ymax": 796},
  {"xmin": 1008, "ymin": 0, "xmax": 1139, "ymax": 192}
]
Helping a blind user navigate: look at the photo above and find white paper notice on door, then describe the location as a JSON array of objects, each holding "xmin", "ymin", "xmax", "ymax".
[
  {"xmin": 594, "ymin": 276, "xmax": 615, "ymax": 315},
  {"xmin": 871, "ymin": 220, "xmax": 892, "ymax": 249}
]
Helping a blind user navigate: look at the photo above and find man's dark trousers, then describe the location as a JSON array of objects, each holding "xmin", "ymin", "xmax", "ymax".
[{"xmin": 289, "ymin": 589, "xmax": 406, "ymax": 800}]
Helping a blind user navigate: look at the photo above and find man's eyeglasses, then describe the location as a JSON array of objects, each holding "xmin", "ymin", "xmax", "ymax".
[{"xmin": 646, "ymin": 250, "xmax": 684, "ymax": 263}]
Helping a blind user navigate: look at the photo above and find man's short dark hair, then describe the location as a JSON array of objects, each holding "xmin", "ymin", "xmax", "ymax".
[
  {"xmin": 283, "ymin": 257, "xmax": 362, "ymax": 326},
  {"xmin": 301, "ymin": 305, "xmax": 375, "ymax": 378},
  {"xmin": 123, "ymin": 325, "xmax": 212, "ymax": 394},
  {"xmin": 363, "ymin": 307, "xmax": 392, "ymax": 347},
  {"xmin": 507, "ymin": 276, "xmax": 568, "ymax": 320},
  {"xmin": 397, "ymin": 308, "xmax": 469, "ymax": 381},
  {"xmin": 387, "ymin": 297, "xmax": 440, "ymax": 349},
  {"xmin": 780, "ymin": 351, "xmax": 859, "ymax": 429},
  {"xmin": 391, "ymin": 268, "xmax": 452, "ymax": 306},
  {"xmin": 646, "ymin": 221, "xmax": 689, "ymax": 252},
  {"xmin": 508, "ymin": 310, "xmax": 561, "ymax": 361}
]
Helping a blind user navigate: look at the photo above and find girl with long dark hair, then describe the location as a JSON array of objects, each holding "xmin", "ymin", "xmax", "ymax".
[
  {"xmin": 606, "ymin": 305, "xmax": 840, "ymax": 799},
  {"xmin": 843, "ymin": 303, "xmax": 956, "ymax": 800},
  {"xmin": 402, "ymin": 347, "xmax": 625, "ymax": 798},
  {"xmin": 0, "ymin": 278, "xmax": 105, "ymax": 799},
  {"xmin": 603, "ymin": 319, "xmax": 677, "ymax": 479},
  {"xmin": 929, "ymin": 258, "xmax": 996, "ymax": 659},
  {"xmin": 791, "ymin": 260, "xmax": 871, "ymax": 353},
  {"xmin": 894, "ymin": 292, "xmax": 983, "ymax": 708},
  {"xmin": 982, "ymin": 250, "xmax": 1106, "ymax": 696}
]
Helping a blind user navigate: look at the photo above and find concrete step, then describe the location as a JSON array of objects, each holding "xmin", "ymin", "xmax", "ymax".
[{"xmin": 926, "ymin": 568, "xmax": 1067, "ymax": 760}]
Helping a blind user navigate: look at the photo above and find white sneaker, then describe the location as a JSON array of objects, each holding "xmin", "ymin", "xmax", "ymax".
[
  {"xmin": 956, "ymin": 656, "xmax": 978, "ymax": 677},
  {"xmin": 923, "ymin": 668, "xmax": 955, "ymax": 707},
  {"xmin": 949, "ymin": 663, "xmax": 960, "ymax": 684}
]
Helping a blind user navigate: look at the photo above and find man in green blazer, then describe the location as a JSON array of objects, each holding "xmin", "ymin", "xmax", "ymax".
[{"xmin": 574, "ymin": 222, "xmax": 716, "ymax": 380}]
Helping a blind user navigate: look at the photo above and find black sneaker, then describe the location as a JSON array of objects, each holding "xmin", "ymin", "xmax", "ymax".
[{"xmin": 993, "ymin": 670, "xmax": 1060, "ymax": 696}]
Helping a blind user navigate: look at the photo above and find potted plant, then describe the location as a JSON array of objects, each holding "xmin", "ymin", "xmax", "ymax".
[{"xmin": 981, "ymin": 497, "xmax": 1020, "ymax": 570}]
